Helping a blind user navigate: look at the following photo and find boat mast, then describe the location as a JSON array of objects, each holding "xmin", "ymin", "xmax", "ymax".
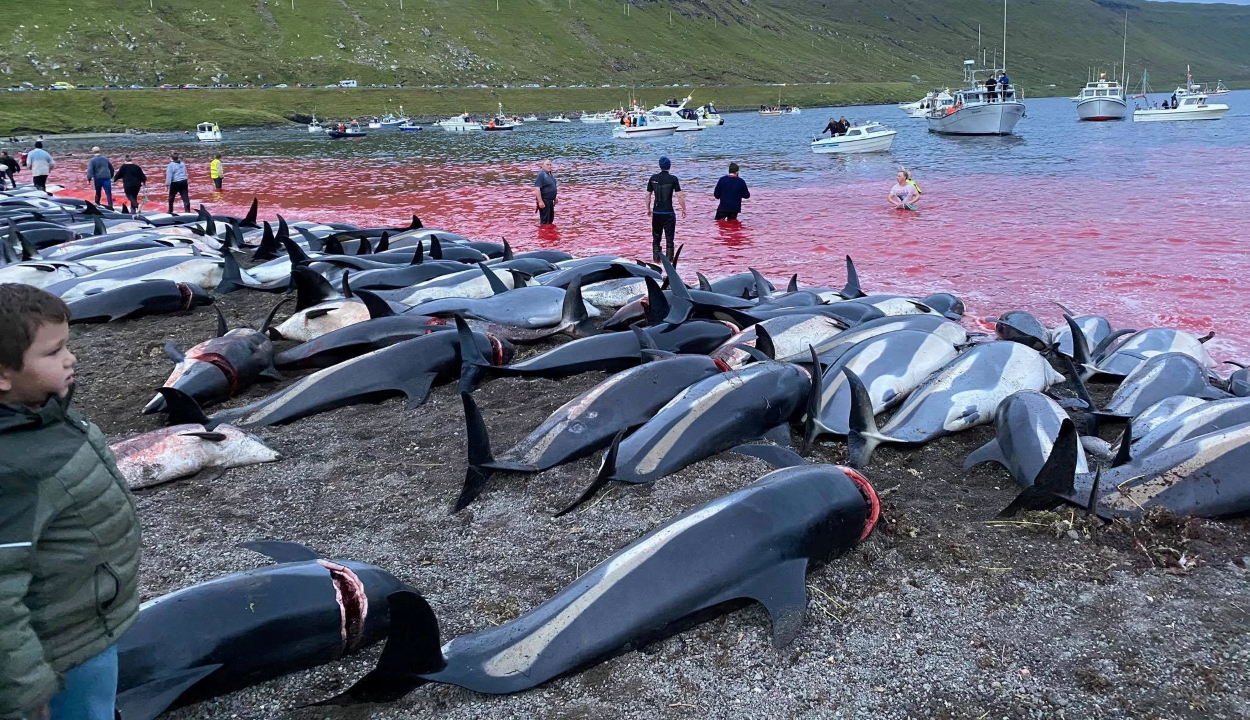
[
  {"xmin": 1121, "ymin": 10, "xmax": 1128, "ymax": 88},
  {"xmin": 1002, "ymin": 0, "xmax": 1008, "ymax": 71}
]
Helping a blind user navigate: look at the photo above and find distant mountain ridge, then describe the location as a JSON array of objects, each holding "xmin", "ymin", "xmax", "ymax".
[{"xmin": 1, "ymin": 0, "xmax": 1246, "ymax": 89}]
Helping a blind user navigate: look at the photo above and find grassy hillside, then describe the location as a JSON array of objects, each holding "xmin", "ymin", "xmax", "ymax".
[{"xmin": 1, "ymin": 0, "xmax": 1247, "ymax": 91}]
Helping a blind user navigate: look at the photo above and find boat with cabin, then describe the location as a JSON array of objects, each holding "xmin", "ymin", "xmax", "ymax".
[
  {"xmin": 548, "ymin": 115, "xmax": 573, "ymax": 123},
  {"xmin": 902, "ymin": 90, "xmax": 954, "ymax": 119},
  {"xmin": 612, "ymin": 108, "xmax": 677, "ymax": 139},
  {"xmin": 693, "ymin": 103, "xmax": 724, "ymax": 126},
  {"xmin": 398, "ymin": 120, "xmax": 422, "ymax": 132},
  {"xmin": 380, "ymin": 107, "xmax": 408, "ymax": 127},
  {"xmin": 927, "ymin": 60, "xmax": 1024, "ymax": 135},
  {"xmin": 1076, "ymin": 75, "xmax": 1127, "ymax": 121},
  {"xmin": 195, "ymin": 122, "xmax": 222, "ymax": 142},
  {"xmin": 1133, "ymin": 90, "xmax": 1228, "ymax": 122},
  {"xmin": 437, "ymin": 114, "xmax": 484, "ymax": 132},
  {"xmin": 810, "ymin": 122, "xmax": 897, "ymax": 154},
  {"xmin": 326, "ymin": 121, "xmax": 367, "ymax": 138},
  {"xmin": 307, "ymin": 115, "xmax": 323, "ymax": 133},
  {"xmin": 485, "ymin": 104, "xmax": 520, "ymax": 131}
]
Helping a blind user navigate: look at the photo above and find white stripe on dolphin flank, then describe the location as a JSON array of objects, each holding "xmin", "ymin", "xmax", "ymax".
[
  {"xmin": 1106, "ymin": 427, "xmax": 1250, "ymax": 510},
  {"xmin": 632, "ymin": 373, "xmax": 754, "ymax": 476},
  {"xmin": 516, "ymin": 366, "xmax": 642, "ymax": 462},
  {"xmin": 481, "ymin": 494, "xmax": 739, "ymax": 677},
  {"xmin": 0, "ymin": 541, "xmax": 33, "ymax": 549},
  {"xmin": 238, "ymin": 347, "xmax": 382, "ymax": 424}
]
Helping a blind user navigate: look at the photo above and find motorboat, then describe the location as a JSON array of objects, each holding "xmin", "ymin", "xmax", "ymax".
[
  {"xmin": 548, "ymin": 114, "xmax": 572, "ymax": 123},
  {"xmin": 580, "ymin": 112, "xmax": 611, "ymax": 124},
  {"xmin": 1075, "ymin": 77, "xmax": 1127, "ymax": 121},
  {"xmin": 398, "ymin": 121, "xmax": 422, "ymax": 132},
  {"xmin": 195, "ymin": 122, "xmax": 222, "ymax": 142},
  {"xmin": 903, "ymin": 90, "xmax": 954, "ymax": 119},
  {"xmin": 1133, "ymin": 91, "xmax": 1228, "ymax": 122},
  {"xmin": 307, "ymin": 115, "xmax": 323, "ymax": 133},
  {"xmin": 485, "ymin": 103, "xmax": 520, "ymax": 130},
  {"xmin": 325, "ymin": 121, "xmax": 367, "ymax": 138},
  {"xmin": 927, "ymin": 60, "xmax": 1024, "ymax": 135},
  {"xmin": 758, "ymin": 106, "xmax": 785, "ymax": 117},
  {"xmin": 366, "ymin": 119, "xmax": 382, "ymax": 130},
  {"xmin": 379, "ymin": 107, "xmax": 408, "ymax": 127},
  {"xmin": 787, "ymin": 106, "xmax": 802, "ymax": 115},
  {"xmin": 810, "ymin": 122, "xmax": 897, "ymax": 154},
  {"xmin": 612, "ymin": 110, "xmax": 677, "ymax": 139},
  {"xmin": 647, "ymin": 96, "xmax": 704, "ymax": 131},
  {"xmin": 438, "ymin": 114, "xmax": 484, "ymax": 132},
  {"xmin": 1209, "ymin": 80, "xmax": 1230, "ymax": 96},
  {"xmin": 693, "ymin": 103, "xmax": 724, "ymax": 126},
  {"xmin": 522, "ymin": 114, "xmax": 539, "ymax": 122}
]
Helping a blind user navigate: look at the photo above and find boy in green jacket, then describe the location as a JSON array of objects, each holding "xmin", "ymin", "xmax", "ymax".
[{"xmin": 0, "ymin": 284, "xmax": 141, "ymax": 720}]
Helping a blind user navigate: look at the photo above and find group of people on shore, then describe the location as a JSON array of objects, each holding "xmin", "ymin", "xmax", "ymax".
[{"xmin": 0, "ymin": 142, "xmax": 226, "ymax": 213}]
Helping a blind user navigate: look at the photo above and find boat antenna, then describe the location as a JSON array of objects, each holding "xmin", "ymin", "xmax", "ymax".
[
  {"xmin": 1002, "ymin": 0, "xmax": 1008, "ymax": 71},
  {"xmin": 1121, "ymin": 10, "xmax": 1128, "ymax": 88}
]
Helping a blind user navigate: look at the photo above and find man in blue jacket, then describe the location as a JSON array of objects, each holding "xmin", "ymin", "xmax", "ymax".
[{"xmin": 712, "ymin": 162, "xmax": 750, "ymax": 221}]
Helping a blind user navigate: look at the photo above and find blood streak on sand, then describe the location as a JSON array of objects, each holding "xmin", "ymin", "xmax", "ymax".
[{"xmin": 55, "ymin": 152, "xmax": 1250, "ymax": 358}]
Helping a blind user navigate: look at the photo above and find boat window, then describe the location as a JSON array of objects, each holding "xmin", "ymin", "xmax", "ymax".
[{"xmin": 847, "ymin": 129, "xmax": 861, "ymax": 136}]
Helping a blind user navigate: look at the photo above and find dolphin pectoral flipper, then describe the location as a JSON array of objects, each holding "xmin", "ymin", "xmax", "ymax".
[
  {"xmin": 758, "ymin": 423, "xmax": 792, "ymax": 448},
  {"xmin": 115, "ymin": 664, "xmax": 224, "ymax": 720},
  {"xmin": 163, "ymin": 340, "xmax": 185, "ymax": 363},
  {"xmin": 555, "ymin": 431, "xmax": 625, "ymax": 517},
  {"xmin": 399, "ymin": 372, "xmax": 438, "ymax": 409},
  {"xmin": 962, "ymin": 439, "xmax": 1005, "ymax": 471},
  {"xmin": 729, "ymin": 444, "xmax": 807, "ymax": 469},
  {"xmin": 715, "ymin": 558, "xmax": 810, "ymax": 648},
  {"xmin": 239, "ymin": 540, "xmax": 322, "ymax": 562},
  {"xmin": 325, "ymin": 590, "xmax": 443, "ymax": 705}
]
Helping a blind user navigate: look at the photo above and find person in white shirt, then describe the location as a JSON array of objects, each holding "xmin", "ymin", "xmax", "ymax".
[
  {"xmin": 25, "ymin": 141, "xmax": 54, "ymax": 193},
  {"xmin": 164, "ymin": 154, "xmax": 190, "ymax": 213}
]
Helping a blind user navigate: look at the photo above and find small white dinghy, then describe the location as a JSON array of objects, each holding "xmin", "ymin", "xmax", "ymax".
[{"xmin": 810, "ymin": 122, "xmax": 896, "ymax": 154}]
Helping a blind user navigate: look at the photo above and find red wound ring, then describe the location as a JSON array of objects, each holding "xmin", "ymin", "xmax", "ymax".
[{"xmin": 840, "ymin": 466, "xmax": 881, "ymax": 542}]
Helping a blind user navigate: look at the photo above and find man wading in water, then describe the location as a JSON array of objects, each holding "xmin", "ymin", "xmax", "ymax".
[
  {"xmin": 532, "ymin": 159, "xmax": 557, "ymax": 225},
  {"xmin": 646, "ymin": 156, "xmax": 686, "ymax": 263}
]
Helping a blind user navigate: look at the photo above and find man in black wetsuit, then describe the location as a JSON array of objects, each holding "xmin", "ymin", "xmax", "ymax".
[{"xmin": 646, "ymin": 156, "xmax": 686, "ymax": 263}]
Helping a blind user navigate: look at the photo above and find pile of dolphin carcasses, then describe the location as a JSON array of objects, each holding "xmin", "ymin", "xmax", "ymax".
[{"xmin": 5, "ymin": 186, "xmax": 1249, "ymax": 717}]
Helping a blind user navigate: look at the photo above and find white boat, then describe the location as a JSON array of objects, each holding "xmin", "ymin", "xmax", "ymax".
[
  {"xmin": 787, "ymin": 106, "xmax": 802, "ymax": 115},
  {"xmin": 647, "ymin": 101, "xmax": 700, "ymax": 131},
  {"xmin": 522, "ymin": 115, "xmax": 539, "ymax": 122},
  {"xmin": 1133, "ymin": 91, "xmax": 1228, "ymax": 122},
  {"xmin": 758, "ymin": 106, "xmax": 785, "ymax": 117},
  {"xmin": 548, "ymin": 115, "xmax": 572, "ymax": 123},
  {"xmin": 398, "ymin": 121, "xmax": 422, "ymax": 132},
  {"xmin": 1209, "ymin": 80, "xmax": 1230, "ymax": 96},
  {"xmin": 1076, "ymin": 78, "xmax": 1127, "ymax": 121},
  {"xmin": 437, "ymin": 114, "xmax": 484, "ymax": 132},
  {"xmin": 903, "ymin": 91, "xmax": 954, "ymax": 119},
  {"xmin": 196, "ymin": 122, "xmax": 222, "ymax": 142},
  {"xmin": 580, "ymin": 112, "xmax": 611, "ymax": 124},
  {"xmin": 927, "ymin": 61, "xmax": 1024, "ymax": 136},
  {"xmin": 810, "ymin": 122, "xmax": 897, "ymax": 154},
  {"xmin": 379, "ymin": 107, "xmax": 407, "ymax": 127},
  {"xmin": 693, "ymin": 103, "xmax": 724, "ymax": 126},
  {"xmin": 307, "ymin": 115, "xmax": 323, "ymax": 133},
  {"xmin": 367, "ymin": 120, "xmax": 382, "ymax": 130},
  {"xmin": 612, "ymin": 110, "xmax": 677, "ymax": 139}
]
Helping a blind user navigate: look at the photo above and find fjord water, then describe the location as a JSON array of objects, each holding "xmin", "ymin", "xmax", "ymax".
[{"xmin": 69, "ymin": 90, "xmax": 1250, "ymax": 357}]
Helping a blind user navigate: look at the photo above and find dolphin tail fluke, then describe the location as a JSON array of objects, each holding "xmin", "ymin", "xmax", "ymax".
[
  {"xmin": 324, "ymin": 590, "xmax": 443, "ymax": 705},
  {"xmin": 1111, "ymin": 419, "xmax": 1133, "ymax": 467},
  {"xmin": 454, "ymin": 315, "xmax": 489, "ymax": 394},
  {"xmin": 997, "ymin": 419, "xmax": 1079, "ymax": 517},
  {"xmin": 157, "ymin": 387, "xmax": 214, "ymax": 428},
  {"xmin": 555, "ymin": 431, "xmax": 624, "ymax": 517},
  {"xmin": 215, "ymin": 251, "xmax": 247, "ymax": 295},
  {"xmin": 1063, "ymin": 314, "xmax": 1096, "ymax": 381},
  {"xmin": 844, "ymin": 368, "xmax": 888, "ymax": 469},
  {"xmin": 801, "ymin": 346, "xmax": 822, "ymax": 456},
  {"xmin": 644, "ymin": 275, "xmax": 670, "ymax": 325},
  {"xmin": 454, "ymin": 392, "xmax": 497, "ymax": 512},
  {"xmin": 841, "ymin": 255, "xmax": 864, "ymax": 299}
]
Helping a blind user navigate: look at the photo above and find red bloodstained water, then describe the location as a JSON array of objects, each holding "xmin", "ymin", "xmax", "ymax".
[{"xmin": 53, "ymin": 139, "xmax": 1250, "ymax": 361}]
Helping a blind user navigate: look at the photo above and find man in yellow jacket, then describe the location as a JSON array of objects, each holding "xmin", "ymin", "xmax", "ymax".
[{"xmin": 209, "ymin": 154, "xmax": 223, "ymax": 191}]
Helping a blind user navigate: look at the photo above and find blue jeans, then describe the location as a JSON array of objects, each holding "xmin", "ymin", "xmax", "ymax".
[
  {"xmin": 92, "ymin": 178, "xmax": 113, "ymax": 207},
  {"xmin": 49, "ymin": 645, "xmax": 117, "ymax": 720}
]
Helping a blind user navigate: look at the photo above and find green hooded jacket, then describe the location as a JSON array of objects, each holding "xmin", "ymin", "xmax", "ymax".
[{"xmin": 0, "ymin": 391, "xmax": 141, "ymax": 719}]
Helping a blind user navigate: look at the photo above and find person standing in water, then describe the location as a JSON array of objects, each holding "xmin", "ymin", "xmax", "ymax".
[
  {"xmin": 532, "ymin": 159, "xmax": 557, "ymax": 225},
  {"xmin": 712, "ymin": 162, "xmax": 750, "ymax": 221},
  {"xmin": 113, "ymin": 157, "xmax": 146, "ymax": 212},
  {"xmin": 25, "ymin": 141, "xmax": 54, "ymax": 193},
  {"xmin": 85, "ymin": 147, "xmax": 114, "ymax": 209},
  {"xmin": 209, "ymin": 153, "xmax": 224, "ymax": 191},
  {"xmin": 646, "ymin": 156, "xmax": 686, "ymax": 263},
  {"xmin": 165, "ymin": 154, "xmax": 190, "ymax": 213},
  {"xmin": 887, "ymin": 169, "xmax": 921, "ymax": 210}
]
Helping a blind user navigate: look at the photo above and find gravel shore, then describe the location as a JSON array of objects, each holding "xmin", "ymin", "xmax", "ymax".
[{"xmin": 70, "ymin": 288, "xmax": 1250, "ymax": 720}]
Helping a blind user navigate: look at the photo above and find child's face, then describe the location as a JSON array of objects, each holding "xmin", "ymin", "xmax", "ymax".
[{"xmin": 0, "ymin": 321, "xmax": 77, "ymax": 406}]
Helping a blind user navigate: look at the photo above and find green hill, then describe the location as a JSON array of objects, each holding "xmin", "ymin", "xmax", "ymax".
[{"xmin": 2, "ymin": 0, "xmax": 1247, "ymax": 90}]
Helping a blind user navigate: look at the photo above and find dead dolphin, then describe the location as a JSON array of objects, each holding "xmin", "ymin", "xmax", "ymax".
[
  {"xmin": 110, "ymin": 424, "xmax": 281, "ymax": 489},
  {"xmin": 66, "ymin": 280, "xmax": 213, "ymax": 323},
  {"xmin": 1096, "ymin": 352, "xmax": 1229, "ymax": 421},
  {"xmin": 1094, "ymin": 328, "xmax": 1217, "ymax": 378},
  {"xmin": 329, "ymin": 463, "xmax": 877, "ymax": 700},
  {"xmin": 711, "ymin": 314, "xmax": 846, "ymax": 368},
  {"xmin": 115, "ymin": 542, "xmax": 407, "ymax": 720},
  {"xmin": 991, "ymin": 310, "xmax": 1050, "ymax": 351},
  {"xmin": 846, "ymin": 341, "xmax": 1065, "ymax": 468},
  {"xmin": 962, "ymin": 390, "xmax": 1089, "ymax": 488}
]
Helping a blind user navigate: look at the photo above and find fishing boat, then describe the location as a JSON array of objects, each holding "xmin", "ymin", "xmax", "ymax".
[
  {"xmin": 548, "ymin": 115, "xmax": 573, "ymax": 123},
  {"xmin": 1076, "ymin": 12, "xmax": 1128, "ymax": 121},
  {"xmin": 437, "ymin": 114, "xmax": 484, "ymax": 132},
  {"xmin": 1133, "ymin": 90, "xmax": 1228, "ymax": 122},
  {"xmin": 398, "ymin": 120, "xmax": 422, "ymax": 132},
  {"xmin": 612, "ymin": 109, "xmax": 677, "ymax": 139},
  {"xmin": 810, "ymin": 122, "xmax": 897, "ymax": 154},
  {"xmin": 307, "ymin": 115, "xmax": 323, "ymax": 133},
  {"xmin": 927, "ymin": 60, "xmax": 1025, "ymax": 135},
  {"xmin": 485, "ymin": 103, "xmax": 520, "ymax": 131},
  {"xmin": 903, "ymin": 90, "xmax": 954, "ymax": 119},
  {"xmin": 195, "ymin": 122, "xmax": 222, "ymax": 142},
  {"xmin": 1209, "ymin": 80, "xmax": 1230, "ymax": 96},
  {"xmin": 1075, "ymin": 76, "xmax": 1127, "ymax": 121},
  {"xmin": 325, "ymin": 121, "xmax": 367, "ymax": 138},
  {"xmin": 379, "ymin": 107, "xmax": 408, "ymax": 127}
]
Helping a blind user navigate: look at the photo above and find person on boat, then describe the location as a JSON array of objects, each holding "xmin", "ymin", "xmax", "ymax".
[
  {"xmin": 165, "ymin": 153, "xmax": 190, "ymax": 213},
  {"xmin": 1170, "ymin": 92, "xmax": 1178, "ymax": 108},
  {"xmin": 984, "ymin": 75, "xmax": 998, "ymax": 102},
  {"xmin": 888, "ymin": 170, "xmax": 920, "ymax": 210},
  {"xmin": 646, "ymin": 156, "xmax": 686, "ymax": 263},
  {"xmin": 838, "ymin": 116, "xmax": 850, "ymax": 134},
  {"xmin": 822, "ymin": 117, "xmax": 840, "ymax": 136},
  {"xmin": 532, "ymin": 159, "xmax": 557, "ymax": 226},
  {"xmin": 85, "ymin": 147, "xmax": 115, "ymax": 209},
  {"xmin": 998, "ymin": 72, "xmax": 1011, "ymax": 100},
  {"xmin": 713, "ymin": 162, "xmax": 750, "ymax": 222},
  {"xmin": 113, "ymin": 156, "xmax": 146, "ymax": 212},
  {"xmin": 209, "ymin": 153, "xmax": 224, "ymax": 191}
]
